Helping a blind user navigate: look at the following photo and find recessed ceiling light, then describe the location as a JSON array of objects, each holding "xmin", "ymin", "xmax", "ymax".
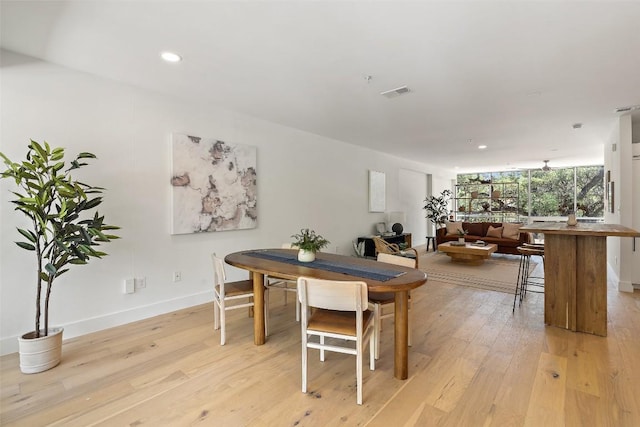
[
  {"xmin": 478, "ymin": 145, "xmax": 487, "ymax": 150},
  {"xmin": 161, "ymin": 51, "xmax": 182, "ymax": 63}
]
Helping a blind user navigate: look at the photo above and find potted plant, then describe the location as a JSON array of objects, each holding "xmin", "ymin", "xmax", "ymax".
[
  {"xmin": 423, "ymin": 189, "xmax": 452, "ymax": 230},
  {"xmin": 0, "ymin": 140, "xmax": 120, "ymax": 373},
  {"xmin": 291, "ymin": 228, "xmax": 330, "ymax": 262},
  {"xmin": 457, "ymin": 228, "xmax": 468, "ymax": 244}
]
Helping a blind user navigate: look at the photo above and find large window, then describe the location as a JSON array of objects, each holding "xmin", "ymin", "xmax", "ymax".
[
  {"xmin": 529, "ymin": 168, "xmax": 575, "ymax": 216},
  {"xmin": 457, "ymin": 166, "xmax": 604, "ymax": 220}
]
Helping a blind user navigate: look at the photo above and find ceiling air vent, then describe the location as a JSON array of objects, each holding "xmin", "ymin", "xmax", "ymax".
[
  {"xmin": 614, "ymin": 104, "xmax": 640, "ymax": 113},
  {"xmin": 380, "ymin": 86, "xmax": 410, "ymax": 98}
]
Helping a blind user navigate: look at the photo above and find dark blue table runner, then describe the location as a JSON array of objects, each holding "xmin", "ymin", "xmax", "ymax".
[{"xmin": 246, "ymin": 250, "xmax": 404, "ymax": 282}]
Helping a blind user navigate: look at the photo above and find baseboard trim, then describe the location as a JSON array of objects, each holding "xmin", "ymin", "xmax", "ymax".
[
  {"xmin": 0, "ymin": 291, "xmax": 212, "ymax": 356},
  {"xmin": 606, "ymin": 262, "xmax": 634, "ymax": 293},
  {"xmin": 618, "ymin": 280, "xmax": 635, "ymax": 293}
]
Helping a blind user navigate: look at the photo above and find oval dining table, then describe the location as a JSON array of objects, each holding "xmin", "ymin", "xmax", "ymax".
[{"xmin": 225, "ymin": 249, "xmax": 428, "ymax": 380}]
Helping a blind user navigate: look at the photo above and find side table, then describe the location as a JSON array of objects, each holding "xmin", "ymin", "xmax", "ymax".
[{"xmin": 425, "ymin": 236, "xmax": 436, "ymax": 252}]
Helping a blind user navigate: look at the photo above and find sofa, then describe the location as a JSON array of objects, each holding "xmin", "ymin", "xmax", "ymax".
[{"xmin": 436, "ymin": 221, "xmax": 532, "ymax": 255}]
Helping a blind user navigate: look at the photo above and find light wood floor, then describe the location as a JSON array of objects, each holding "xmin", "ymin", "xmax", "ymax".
[{"xmin": 2, "ymin": 256, "xmax": 640, "ymax": 426}]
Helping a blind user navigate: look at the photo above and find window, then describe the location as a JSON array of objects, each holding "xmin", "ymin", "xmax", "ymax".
[
  {"xmin": 457, "ymin": 165, "xmax": 604, "ymax": 221},
  {"xmin": 530, "ymin": 168, "xmax": 575, "ymax": 216}
]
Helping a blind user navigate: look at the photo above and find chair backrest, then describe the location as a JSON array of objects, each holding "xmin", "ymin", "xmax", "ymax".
[
  {"xmin": 372, "ymin": 236, "xmax": 399, "ymax": 255},
  {"xmin": 376, "ymin": 252, "xmax": 416, "ymax": 268},
  {"xmin": 297, "ymin": 277, "xmax": 368, "ymax": 312},
  {"xmin": 282, "ymin": 243, "xmax": 299, "ymax": 249},
  {"xmin": 212, "ymin": 253, "xmax": 227, "ymax": 291}
]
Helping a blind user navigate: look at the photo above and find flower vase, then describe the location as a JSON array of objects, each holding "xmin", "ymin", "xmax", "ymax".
[{"xmin": 298, "ymin": 249, "xmax": 315, "ymax": 262}]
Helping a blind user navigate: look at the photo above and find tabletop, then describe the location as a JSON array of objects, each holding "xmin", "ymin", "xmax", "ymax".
[
  {"xmin": 520, "ymin": 221, "xmax": 640, "ymax": 237},
  {"xmin": 225, "ymin": 249, "xmax": 427, "ymax": 293}
]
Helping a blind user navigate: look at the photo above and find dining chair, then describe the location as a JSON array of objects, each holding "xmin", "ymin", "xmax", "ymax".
[
  {"xmin": 297, "ymin": 276, "xmax": 376, "ymax": 405},
  {"xmin": 264, "ymin": 244, "xmax": 300, "ymax": 324},
  {"xmin": 212, "ymin": 253, "xmax": 267, "ymax": 345},
  {"xmin": 372, "ymin": 236, "xmax": 419, "ymax": 268},
  {"xmin": 370, "ymin": 252, "xmax": 415, "ymax": 359}
]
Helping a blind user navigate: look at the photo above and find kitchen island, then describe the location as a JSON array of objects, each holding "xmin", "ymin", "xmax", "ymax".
[{"xmin": 520, "ymin": 222, "xmax": 639, "ymax": 336}]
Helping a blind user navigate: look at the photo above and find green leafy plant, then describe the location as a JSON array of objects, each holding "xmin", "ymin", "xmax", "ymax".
[
  {"xmin": 457, "ymin": 228, "xmax": 468, "ymax": 237},
  {"xmin": 291, "ymin": 228, "xmax": 330, "ymax": 253},
  {"xmin": 1, "ymin": 140, "xmax": 120, "ymax": 338},
  {"xmin": 423, "ymin": 189, "xmax": 452, "ymax": 229}
]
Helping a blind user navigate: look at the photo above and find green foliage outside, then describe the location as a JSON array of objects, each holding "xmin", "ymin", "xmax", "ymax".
[{"xmin": 458, "ymin": 166, "xmax": 604, "ymax": 219}]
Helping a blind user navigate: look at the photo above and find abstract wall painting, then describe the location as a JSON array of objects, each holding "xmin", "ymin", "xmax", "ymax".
[{"xmin": 171, "ymin": 133, "xmax": 257, "ymax": 234}]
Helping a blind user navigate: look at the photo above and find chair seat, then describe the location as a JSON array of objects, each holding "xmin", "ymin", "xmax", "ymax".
[
  {"xmin": 517, "ymin": 246, "xmax": 544, "ymax": 257},
  {"xmin": 267, "ymin": 277, "xmax": 296, "ymax": 289},
  {"xmin": 215, "ymin": 279, "xmax": 253, "ymax": 296},
  {"xmin": 308, "ymin": 309, "xmax": 374, "ymax": 336}
]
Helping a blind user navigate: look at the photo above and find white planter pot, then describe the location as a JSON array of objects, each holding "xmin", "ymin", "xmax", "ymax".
[
  {"xmin": 18, "ymin": 327, "xmax": 63, "ymax": 374},
  {"xmin": 458, "ymin": 237, "xmax": 465, "ymax": 244},
  {"xmin": 298, "ymin": 249, "xmax": 316, "ymax": 262}
]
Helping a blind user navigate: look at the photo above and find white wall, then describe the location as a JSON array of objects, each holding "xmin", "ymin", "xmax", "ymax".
[
  {"xmin": 604, "ymin": 114, "xmax": 637, "ymax": 292},
  {"xmin": 398, "ymin": 168, "xmax": 427, "ymax": 245},
  {"xmin": 631, "ymin": 116, "xmax": 640, "ymax": 287},
  {"xmin": 0, "ymin": 50, "xmax": 455, "ymax": 354}
]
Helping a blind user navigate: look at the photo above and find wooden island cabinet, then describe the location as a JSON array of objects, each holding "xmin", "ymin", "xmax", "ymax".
[{"xmin": 520, "ymin": 222, "xmax": 640, "ymax": 336}]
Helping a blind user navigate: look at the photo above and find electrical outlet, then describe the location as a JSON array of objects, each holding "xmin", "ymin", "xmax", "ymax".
[{"xmin": 173, "ymin": 271, "xmax": 182, "ymax": 282}]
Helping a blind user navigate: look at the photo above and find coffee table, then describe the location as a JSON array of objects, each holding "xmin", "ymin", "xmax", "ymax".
[{"xmin": 438, "ymin": 242, "xmax": 497, "ymax": 265}]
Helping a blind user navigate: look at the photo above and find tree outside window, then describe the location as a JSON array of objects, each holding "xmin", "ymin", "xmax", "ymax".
[{"xmin": 457, "ymin": 165, "xmax": 604, "ymax": 220}]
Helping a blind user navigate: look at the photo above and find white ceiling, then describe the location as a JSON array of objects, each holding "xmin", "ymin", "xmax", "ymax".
[{"xmin": 2, "ymin": 1, "xmax": 639, "ymax": 173}]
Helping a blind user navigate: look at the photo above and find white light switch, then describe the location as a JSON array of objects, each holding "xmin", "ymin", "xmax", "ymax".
[{"xmin": 124, "ymin": 278, "xmax": 135, "ymax": 294}]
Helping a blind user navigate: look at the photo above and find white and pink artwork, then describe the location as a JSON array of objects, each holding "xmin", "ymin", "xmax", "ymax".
[{"xmin": 171, "ymin": 133, "xmax": 257, "ymax": 234}]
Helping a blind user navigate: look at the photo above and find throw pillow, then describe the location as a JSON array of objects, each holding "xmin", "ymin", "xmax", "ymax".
[
  {"xmin": 502, "ymin": 222, "xmax": 523, "ymax": 240},
  {"xmin": 445, "ymin": 221, "xmax": 463, "ymax": 236},
  {"xmin": 486, "ymin": 226, "xmax": 503, "ymax": 238}
]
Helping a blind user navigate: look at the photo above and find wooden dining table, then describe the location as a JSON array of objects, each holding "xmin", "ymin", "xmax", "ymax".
[{"xmin": 225, "ymin": 249, "xmax": 428, "ymax": 380}]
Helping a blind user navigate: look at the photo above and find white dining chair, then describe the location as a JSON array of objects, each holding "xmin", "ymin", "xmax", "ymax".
[
  {"xmin": 212, "ymin": 253, "xmax": 267, "ymax": 345},
  {"xmin": 297, "ymin": 276, "xmax": 376, "ymax": 405},
  {"xmin": 369, "ymin": 252, "xmax": 416, "ymax": 359},
  {"xmin": 264, "ymin": 244, "xmax": 300, "ymax": 324}
]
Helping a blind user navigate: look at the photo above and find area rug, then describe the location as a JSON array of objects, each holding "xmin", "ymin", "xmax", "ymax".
[{"xmin": 418, "ymin": 252, "xmax": 538, "ymax": 294}]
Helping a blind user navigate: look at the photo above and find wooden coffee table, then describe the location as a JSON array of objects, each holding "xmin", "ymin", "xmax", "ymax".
[{"xmin": 438, "ymin": 242, "xmax": 497, "ymax": 265}]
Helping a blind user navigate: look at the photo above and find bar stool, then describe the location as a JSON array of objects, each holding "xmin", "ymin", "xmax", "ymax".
[{"xmin": 512, "ymin": 245, "xmax": 545, "ymax": 312}]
